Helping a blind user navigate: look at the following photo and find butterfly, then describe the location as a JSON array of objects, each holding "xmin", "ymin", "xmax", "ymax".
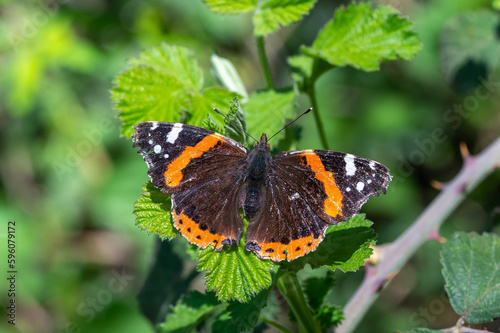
[{"xmin": 132, "ymin": 115, "xmax": 392, "ymax": 262}]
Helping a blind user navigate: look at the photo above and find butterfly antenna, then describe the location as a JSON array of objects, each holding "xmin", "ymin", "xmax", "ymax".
[
  {"xmin": 213, "ymin": 108, "xmax": 258, "ymax": 142},
  {"xmin": 267, "ymin": 108, "xmax": 313, "ymax": 142}
]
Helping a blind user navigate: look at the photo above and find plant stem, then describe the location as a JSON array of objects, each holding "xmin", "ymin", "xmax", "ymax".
[
  {"xmin": 256, "ymin": 36, "xmax": 273, "ymax": 90},
  {"xmin": 260, "ymin": 317, "xmax": 294, "ymax": 333},
  {"xmin": 336, "ymin": 136, "xmax": 500, "ymax": 333},
  {"xmin": 276, "ymin": 271, "xmax": 322, "ymax": 333},
  {"xmin": 306, "ymin": 58, "xmax": 329, "ymax": 150}
]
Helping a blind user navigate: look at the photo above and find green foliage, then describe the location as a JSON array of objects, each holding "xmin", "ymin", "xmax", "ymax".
[
  {"xmin": 303, "ymin": 270, "xmax": 335, "ymax": 311},
  {"xmin": 223, "ymin": 97, "xmax": 248, "ymax": 145},
  {"xmin": 134, "ymin": 182, "xmax": 177, "ymax": 240},
  {"xmin": 253, "ymin": 0, "xmax": 317, "ymax": 36},
  {"xmin": 441, "ymin": 9, "xmax": 500, "ymax": 85},
  {"xmin": 204, "ymin": 0, "xmax": 316, "ymax": 36},
  {"xmin": 315, "ymin": 304, "xmax": 344, "ymax": 330},
  {"xmin": 112, "ymin": 43, "xmax": 236, "ymax": 137},
  {"xmin": 158, "ymin": 291, "xmax": 222, "ymax": 333},
  {"xmin": 441, "ymin": 232, "xmax": 500, "ymax": 324},
  {"xmin": 245, "ymin": 90, "xmax": 296, "ymax": 142},
  {"xmin": 196, "ymin": 221, "xmax": 275, "ymax": 302},
  {"xmin": 282, "ymin": 215, "xmax": 376, "ymax": 273},
  {"xmin": 303, "ymin": 3, "xmax": 422, "ymax": 71}
]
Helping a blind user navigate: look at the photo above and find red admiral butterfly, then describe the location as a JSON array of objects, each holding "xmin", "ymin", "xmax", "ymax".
[{"xmin": 133, "ymin": 116, "xmax": 392, "ymax": 262}]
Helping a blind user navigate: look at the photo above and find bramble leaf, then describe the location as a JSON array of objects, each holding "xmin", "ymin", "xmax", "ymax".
[
  {"xmin": 157, "ymin": 291, "xmax": 223, "ymax": 333},
  {"xmin": 253, "ymin": 0, "xmax": 317, "ymax": 36},
  {"xmin": 303, "ymin": 3, "xmax": 422, "ymax": 71},
  {"xmin": 196, "ymin": 218, "xmax": 275, "ymax": 303},
  {"xmin": 244, "ymin": 90, "xmax": 296, "ymax": 142},
  {"xmin": 441, "ymin": 232, "xmax": 500, "ymax": 324},
  {"xmin": 315, "ymin": 304, "xmax": 344, "ymax": 330},
  {"xmin": 112, "ymin": 43, "xmax": 237, "ymax": 136},
  {"xmin": 203, "ymin": 0, "xmax": 256, "ymax": 14},
  {"xmin": 303, "ymin": 270, "xmax": 335, "ymax": 311},
  {"xmin": 134, "ymin": 182, "xmax": 176, "ymax": 240},
  {"xmin": 441, "ymin": 10, "xmax": 500, "ymax": 88},
  {"xmin": 282, "ymin": 215, "xmax": 375, "ymax": 272}
]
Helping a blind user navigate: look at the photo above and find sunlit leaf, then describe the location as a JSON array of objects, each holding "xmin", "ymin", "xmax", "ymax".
[
  {"xmin": 244, "ymin": 90, "xmax": 296, "ymax": 142},
  {"xmin": 253, "ymin": 0, "xmax": 317, "ymax": 36},
  {"xmin": 203, "ymin": 0, "xmax": 256, "ymax": 14},
  {"xmin": 134, "ymin": 182, "xmax": 176, "ymax": 240},
  {"xmin": 197, "ymin": 218, "xmax": 275, "ymax": 303},
  {"xmin": 303, "ymin": 3, "xmax": 422, "ymax": 71}
]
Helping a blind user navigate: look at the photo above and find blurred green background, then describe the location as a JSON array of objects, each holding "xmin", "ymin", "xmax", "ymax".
[{"xmin": 0, "ymin": 0, "xmax": 499, "ymax": 332}]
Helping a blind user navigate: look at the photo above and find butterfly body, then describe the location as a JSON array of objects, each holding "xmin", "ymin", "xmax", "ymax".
[{"xmin": 133, "ymin": 121, "xmax": 392, "ymax": 262}]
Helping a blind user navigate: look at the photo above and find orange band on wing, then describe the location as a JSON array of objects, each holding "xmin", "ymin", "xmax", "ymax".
[
  {"xmin": 253, "ymin": 234, "xmax": 323, "ymax": 262},
  {"xmin": 172, "ymin": 210, "xmax": 226, "ymax": 250},
  {"xmin": 164, "ymin": 133, "xmax": 223, "ymax": 187},
  {"xmin": 301, "ymin": 152, "xmax": 343, "ymax": 218}
]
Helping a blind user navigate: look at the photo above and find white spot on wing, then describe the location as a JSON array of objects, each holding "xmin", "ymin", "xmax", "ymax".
[
  {"xmin": 369, "ymin": 161, "xmax": 376, "ymax": 170},
  {"xmin": 154, "ymin": 145, "xmax": 161, "ymax": 153},
  {"xmin": 344, "ymin": 154, "xmax": 356, "ymax": 176},
  {"xmin": 167, "ymin": 124, "xmax": 183, "ymax": 144},
  {"xmin": 148, "ymin": 139, "xmax": 153, "ymax": 144},
  {"xmin": 290, "ymin": 193, "xmax": 300, "ymax": 200},
  {"xmin": 367, "ymin": 179, "xmax": 372, "ymax": 184},
  {"xmin": 356, "ymin": 182, "xmax": 365, "ymax": 191},
  {"xmin": 346, "ymin": 187, "xmax": 351, "ymax": 192},
  {"xmin": 151, "ymin": 122, "xmax": 159, "ymax": 130},
  {"xmin": 164, "ymin": 153, "xmax": 169, "ymax": 159}
]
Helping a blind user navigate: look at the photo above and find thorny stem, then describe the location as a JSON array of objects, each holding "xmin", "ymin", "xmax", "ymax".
[{"xmin": 336, "ymin": 136, "xmax": 500, "ymax": 333}]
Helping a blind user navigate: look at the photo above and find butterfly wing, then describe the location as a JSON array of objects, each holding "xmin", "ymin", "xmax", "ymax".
[
  {"xmin": 133, "ymin": 122, "xmax": 248, "ymax": 249},
  {"xmin": 133, "ymin": 122, "xmax": 248, "ymax": 193},
  {"xmin": 245, "ymin": 149, "xmax": 392, "ymax": 262}
]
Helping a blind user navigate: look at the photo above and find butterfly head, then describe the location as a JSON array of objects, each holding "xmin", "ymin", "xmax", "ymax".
[{"xmin": 255, "ymin": 133, "xmax": 271, "ymax": 151}]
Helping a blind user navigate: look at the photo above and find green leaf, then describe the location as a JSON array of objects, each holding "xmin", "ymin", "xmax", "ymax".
[
  {"xmin": 315, "ymin": 304, "xmax": 344, "ymax": 330},
  {"xmin": 244, "ymin": 90, "xmax": 296, "ymax": 142},
  {"xmin": 223, "ymin": 285, "xmax": 274, "ymax": 331},
  {"xmin": 158, "ymin": 291, "xmax": 223, "ymax": 333},
  {"xmin": 130, "ymin": 43, "xmax": 203, "ymax": 92},
  {"xmin": 253, "ymin": 0, "xmax": 317, "ymax": 36},
  {"xmin": 303, "ymin": 3, "xmax": 422, "ymax": 71},
  {"xmin": 203, "ymin": 0, "xmax": 256, "ymax": 14},
  {"xmin": 441, "ymin": 232, "xmax": 500, "ymax": 324},
  {"xmin": 282, "ymin": 215, "xmax": 375, "ymax": 272},
  {"xmin": 112, "ymin": 43, "xmax": 236, "ymax": 136},
  {"xmin": 224, "ymin": 97, "xmax": 247, "ymax": 145},
  {"xmin": 202, "ymin": 114, "xmax": 224, "ymax": 133},
  {"xmin": 134, "ymin": 182, "xmax": 176, "ymax": 240},
  {"xmin": 190, "ymin": 87, "xmax": 237, "ymax": 129},
  {"xmin": 303, "ymin": 270, "xmax": 335, "ymax": 311},
  {"xmin": 112, "ymin": 66, "xmax": 189, "ymax": 137},
  {"xmin": 196, "ymin": 218, "xmax": 275, "ymax": 303},
  {"xmin": 288, "ymin": 54, "xmax": 314, "ymax": 84},
  {"xmin": 441, "ymin": 10, "xmax": 500, "ymax": 85},
  {"xmin": 210, "ymin": 54, "xmax": 249, "ymax": 100}
]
